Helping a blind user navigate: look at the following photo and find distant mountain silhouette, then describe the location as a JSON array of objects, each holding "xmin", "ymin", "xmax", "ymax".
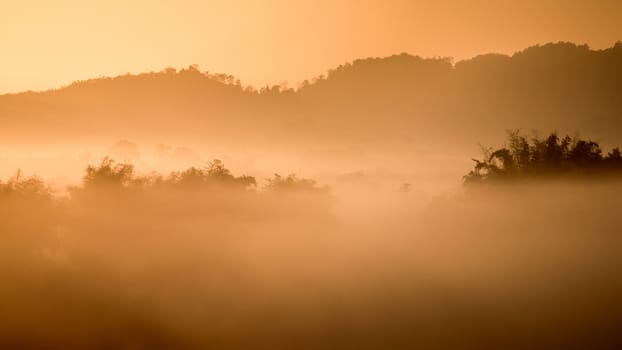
[{"xmin": 1, "ymin": 42, "xmax": 621, "ymax": 150}]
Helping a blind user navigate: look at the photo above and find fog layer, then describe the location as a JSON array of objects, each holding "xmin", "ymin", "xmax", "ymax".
[{"xmin": 1, "ymin": 161, "xmax": 621, "ymax": 349}]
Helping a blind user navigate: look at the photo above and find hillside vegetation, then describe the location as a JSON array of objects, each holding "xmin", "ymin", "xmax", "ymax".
[{"xmin": 1, "ymin": 42, "xmax": 621, "ymax": 149}]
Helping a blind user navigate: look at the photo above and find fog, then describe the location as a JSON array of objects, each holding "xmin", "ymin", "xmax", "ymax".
[
  {"xmin": 1, "ymin": 157, "xmax": 621, "ymax": 349},
  {"xmin": 1, "ymin": 41, "xmax": 622, "ymax": 349}
]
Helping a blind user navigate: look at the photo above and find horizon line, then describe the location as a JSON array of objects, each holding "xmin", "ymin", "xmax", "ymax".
[{"xmin": 2, "ymin": 40, "xmax": 620, "ymax": 96}]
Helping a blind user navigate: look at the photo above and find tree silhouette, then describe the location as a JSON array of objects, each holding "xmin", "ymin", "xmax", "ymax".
[
  {"xmin": 169, "ymin": 159, "xmax": 256, "ymax": 188},
  {"xmin": 465, "ymin": 130, "xmax": 622, "ymax": 183},
  {"xmin": 265, "ymin": 174, "xmax": 326, "ymax": 193},
  {"xmin": 83, "ymin": 157, "xmax": 134, "ymax": 188},
  {"xmin": 0, "ymin": 170, "xmax": 50, "ymax": 199},
  {"xmin": 81, "ymin": 158, "xmax": 257, "ymax": 190}
]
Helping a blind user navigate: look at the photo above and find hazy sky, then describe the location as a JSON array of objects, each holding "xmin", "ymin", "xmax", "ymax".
[{"xmin": 1, "ymin": 0, "xmax": 621, "ymax": 93}]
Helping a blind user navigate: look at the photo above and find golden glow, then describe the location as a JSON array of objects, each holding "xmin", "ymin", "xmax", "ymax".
[{"xmin": 1, "ymin": 0, "xmax": 621, "ymax": 93}]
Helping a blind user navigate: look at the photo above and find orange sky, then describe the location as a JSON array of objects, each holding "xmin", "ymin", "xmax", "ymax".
[{"xmin": 1, "ymin": 0, "xmax": 621, "ymax": 93}]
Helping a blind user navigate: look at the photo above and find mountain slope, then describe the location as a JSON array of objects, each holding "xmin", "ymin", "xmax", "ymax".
[{"xmin": 1, "ymin": 42, "xmax": 621, "ymax": 149}]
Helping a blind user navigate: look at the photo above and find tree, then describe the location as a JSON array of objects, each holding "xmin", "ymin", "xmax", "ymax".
[
  {"xmin": 83, "ymin": 158, "xmax": 134, "ymax": 188},
  {"xmin": 464, "ymin": 131, "xmax": 622, "ymax": 183}
]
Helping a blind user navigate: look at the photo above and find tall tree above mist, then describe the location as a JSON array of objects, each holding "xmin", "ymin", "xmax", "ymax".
[{"xmin": 464, "ymin": 130, "xmax": 622, "ymax": 183}]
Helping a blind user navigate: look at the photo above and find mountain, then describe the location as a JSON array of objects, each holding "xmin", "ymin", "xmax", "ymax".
[{"xmin": 1, "ymin": 42, "xmax": 621, "ymax": 150}]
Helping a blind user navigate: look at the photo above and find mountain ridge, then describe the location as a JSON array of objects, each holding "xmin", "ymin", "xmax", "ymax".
[
  {"xmin": 1, "ymin": 41, "xmax": 621, "ymax": 149},
  {"xmin": 2, "ymin": 41, "xmax": 620, "ymax": 96}
]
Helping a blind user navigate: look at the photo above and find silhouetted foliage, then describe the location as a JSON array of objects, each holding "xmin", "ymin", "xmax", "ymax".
[
  {"xmin": 167, "ymin": 160, "xmax": 257, "ymax": 189},
  {"xmin": 81, "ymin": 158, "xmax": 257, "ymax": 191},
  {"xmin": 83, "ymin": 157, "xmax": 135, "ymax": 188},
  {"xmin": 0, "ymin": 170, "xmax": 50, "ymax": 199},
  {"xmin": 465, "ymin": 130, "xmax": 622, "ymax": 183},
  {"xmin": 265, "ymin": 174, "xmax": 327, "ymax": 193}
]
